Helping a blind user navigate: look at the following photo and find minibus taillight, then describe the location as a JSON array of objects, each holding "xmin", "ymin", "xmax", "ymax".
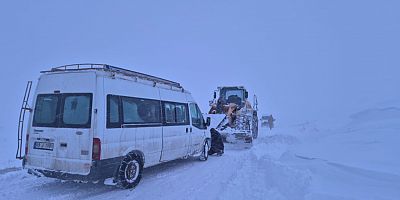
[{"xmin": 92, "ymin": 138, "xmax": 101, "ymax": 161}]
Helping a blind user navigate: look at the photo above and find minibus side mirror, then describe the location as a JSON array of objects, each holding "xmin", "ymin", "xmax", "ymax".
[
  {"xmin": 245, "ymin": 91, "xmax": 249, "ymax": 99},
  {"xmin": 206, "ymin": 117, "xmax": 211, "ymax": 127}
]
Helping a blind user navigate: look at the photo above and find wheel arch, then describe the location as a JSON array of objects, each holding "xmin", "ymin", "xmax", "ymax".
[{"xmin": 123, "ymin": 149, "xmax": 145, "ymax": 166}]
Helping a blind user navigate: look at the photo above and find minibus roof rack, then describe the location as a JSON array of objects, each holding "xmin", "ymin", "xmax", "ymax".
[{"xmin": 41, "ymin": 63, "xmax": 183, "ymax": 89}]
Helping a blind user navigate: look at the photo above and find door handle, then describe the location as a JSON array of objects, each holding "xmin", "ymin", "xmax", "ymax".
[
  {"xmin": 186, "ymin": 128, "xmax": 189, "ymax": 133},
  {"xmin": 190, "ymin": 127, "xmax": 193, "ymax": 133}
]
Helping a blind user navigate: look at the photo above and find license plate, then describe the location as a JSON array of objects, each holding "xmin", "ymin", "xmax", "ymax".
[{"xmin": 34, "ymin": 142, "xmax": 54, "ymax": 151}]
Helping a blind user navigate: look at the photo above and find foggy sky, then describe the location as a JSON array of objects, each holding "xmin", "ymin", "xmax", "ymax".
[{"xmin": 1, "ymin": 0, "xmax": 399, "ymax": 130}]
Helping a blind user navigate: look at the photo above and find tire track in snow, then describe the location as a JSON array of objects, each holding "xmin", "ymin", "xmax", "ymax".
[
  {"xmin": 0, "ymin": 167, "xmax": 20, "ymax": 175},
  {"xmin": 218, "ymin": 146, "xmax": 311, "ymax": 200},
  {"xmin": 288, "ymin": 153, "xmax": 400, "ymax": 200},
  {"xmin": 0, "ymin": 131, "xmax": 311, "ymax": 200}
]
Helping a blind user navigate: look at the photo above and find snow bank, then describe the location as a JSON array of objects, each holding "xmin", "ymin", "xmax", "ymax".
[
  {"xmin": 0, "ymin": 107, "xmax": 399, "ymax": 200},
  {"xmin": 0, "ymin": 126, "xmax": 20, "ymax": 169},
  {"xmin": 282, "ymin": 107, "xmax": 400, "ymax": 200},
  {"xmin": 350, "ymin": 107, "xmax": 400, "ymax": 122}
]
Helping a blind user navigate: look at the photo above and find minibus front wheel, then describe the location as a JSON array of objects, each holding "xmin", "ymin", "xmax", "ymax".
[{"xmin": 200, "ymin": 140, "xmax": 210, "ymax": 161}]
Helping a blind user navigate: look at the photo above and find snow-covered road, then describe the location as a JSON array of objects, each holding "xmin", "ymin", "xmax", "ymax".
[
  {"xmin": 0, "ymin": 131, "xmax": 311, "ymax": 200},
  {"xmin": 1, "ymin": 108, "xmax": 400, "ymax": 200}
]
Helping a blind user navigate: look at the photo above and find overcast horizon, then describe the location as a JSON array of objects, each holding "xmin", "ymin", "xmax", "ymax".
[{"xmin": 1, "ymin": 0, "xmax": 400, "ymax": 131}]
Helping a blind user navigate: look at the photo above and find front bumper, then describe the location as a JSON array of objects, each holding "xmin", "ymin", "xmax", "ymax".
[{"xmin": 220, "ymin": 131, "xmax": 253, "ymax": 143}]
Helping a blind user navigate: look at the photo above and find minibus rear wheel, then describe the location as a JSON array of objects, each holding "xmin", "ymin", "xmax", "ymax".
[{"xmin": 117, "ymin": 153, "xmax": 143, "ymax": 189}]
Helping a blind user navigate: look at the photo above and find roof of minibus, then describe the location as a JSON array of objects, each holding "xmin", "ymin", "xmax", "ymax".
[{"xmin": 40, "ymin": 64, "xmax": 189, "ymax": 93}]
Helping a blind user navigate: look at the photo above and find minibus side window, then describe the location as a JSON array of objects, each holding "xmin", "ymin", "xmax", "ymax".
[
  {"xmin": 122, "ymin": 97, "xmax": 142, "ymax": 123},
  {"xmin": 176, "ymin": 104, "xmax": 189, "ymax": 124},
  {"xmin": 189, "ymin": 103, "xmax": 206, "ymax": 130},
  {"xmin": 164, "ymin": 103, "xmax": 176, "ymax": 124},
  {"xmin": 121, "ymin": 96, "xmax": 161, "ymax": 125},
  {"xmin": 33, "ymin": 94, "xmax": 60, "ymax": 127},
  {"xmin": 162, "ymin": 102, "xmax": 190, "ymax": 125},
  {"xmin": 140, "ymin": 100, "xmax": 161, "ymax": 123},
  {"xmin": 108, "ymin": 95, "xmax": 120, "ymax": 123},
  {"xmin": 196, "ymin": 105, "xmax": 206, "ymax": 130}
]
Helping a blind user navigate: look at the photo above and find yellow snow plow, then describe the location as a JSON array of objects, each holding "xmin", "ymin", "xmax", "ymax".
[{"xmin": 207, "ymin": 86, "xmax": 258, "ymax": 144}]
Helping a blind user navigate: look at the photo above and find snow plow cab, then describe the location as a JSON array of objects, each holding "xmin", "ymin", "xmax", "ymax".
[{"xmin": 208, "ymin": 86, "xmax": 259, "ymax": 144}]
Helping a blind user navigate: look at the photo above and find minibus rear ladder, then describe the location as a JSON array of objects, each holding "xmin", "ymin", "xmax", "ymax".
[{"xmin": 16, "ymin": 81, "xmax": 33, "ymax": 160}]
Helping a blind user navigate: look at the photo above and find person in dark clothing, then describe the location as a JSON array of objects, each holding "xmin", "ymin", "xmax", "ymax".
[
  {"xmin": 267, "ymin": 115, "xmax": 275, "ymax": 130},
  {"xmin": 208, "ymin": 128, "xmax": 224, "ymax": 156},
  {"xmin": 215, "ymin": 97, "xmax": 225, "ymax": 114}
]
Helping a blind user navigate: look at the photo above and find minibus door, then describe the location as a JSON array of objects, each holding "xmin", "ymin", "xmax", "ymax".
[
  {"xmin": 28, "ymin": 93, "xmax": 93, "ymax": 175},
  {"xmin": 189, "ymin": 103, "xmax": 206, "ymax": 154},
  {"xmin": 160, "ymin": 102, "xmax": 190, "ymax": 161},
  {"xmin": 53, "ymin": 94, "xmax": 93, "ymax": 174}
]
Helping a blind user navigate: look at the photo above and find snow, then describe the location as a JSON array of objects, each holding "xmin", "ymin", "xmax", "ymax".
[
  {"xmin": 1, "ymin": 106, "xmax": 399, "ymax": 200},
  {"xmin": 280, "ymin": 107, "xmax": 400, "ymax": 199},
  {"xmin": 0, "ymin": 126, "xmax": 20, "ymax": 169},
  {"xmin": 1, "ymin": 1, "xmax": 399, "ymax": 199}
]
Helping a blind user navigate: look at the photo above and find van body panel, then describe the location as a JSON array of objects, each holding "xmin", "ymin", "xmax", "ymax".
[
  {"xmin": 188, "ymin": 103, "xmax": 206, "ymax": 154},
  {"xmin": 158, "ymin": 87, "xmax": 186, "ymax": 102},
  {"xmin": 94, "ymin": 75, "xmax": 105, "ymax": 147},
  {"xmin": 25, "ymin": 72, "xmax": 96, "ymax": 175},
  {"xmin": 33, "ymin": 156, "xmax": 123, "ymax": 181},
  {"xmin": 130, "ymin": 127, "xmax": 163, "ymax": 167},
  {"xmin": 24, "ymin": 67, "xmax": 210, "ymax": 181},
  {"xmin": 102, "ymin": 77, "xmax": 163, "ymax": 167},
  {"xmin": 159, "ymin": 88, "xmax": 190, "ymax": 161},
  {"xmin": 36, "ymin": 72, "xmax": 97, "ymax": 93}
]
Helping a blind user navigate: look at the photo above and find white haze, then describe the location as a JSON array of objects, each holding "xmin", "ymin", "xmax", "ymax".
[
  {"xmin": 1, "ymin": 1, "xmax": 400, "ymax": 199},
  {"xmin": 1, "ymin": 0, "xmax": 400, "ymax": 130}
]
